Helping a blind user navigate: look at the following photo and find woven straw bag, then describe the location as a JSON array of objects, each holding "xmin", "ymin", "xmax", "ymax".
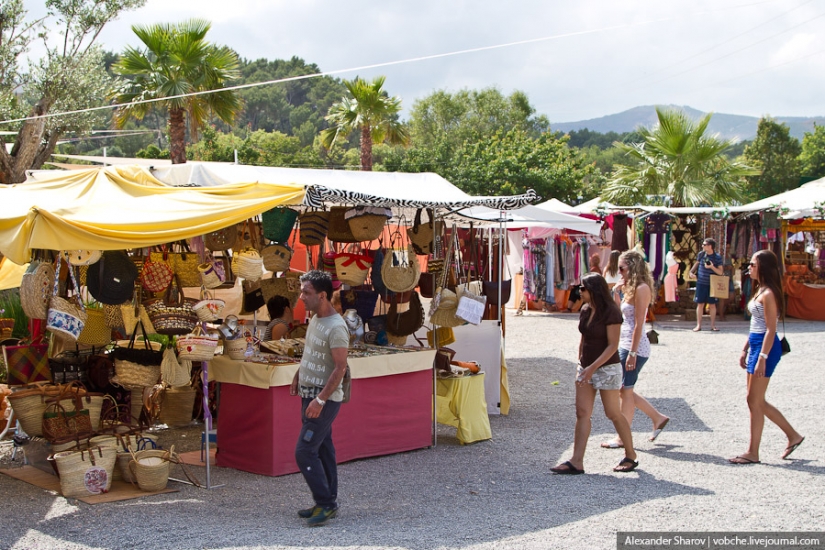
[
  {"xmin": 234, "ymin": 248, "xmax": 263, "ymax": 281},
  {"xmin": 103, "ymin": 303, "xmax": 125, "ymax": 329},
  {"xmin": 262, "ymin": 243, "xmax": 292, "ymax": 273},
  {"xmin": 8, "ymin": 384, "xmax": 64, "ymax": 436},
  {"xmin": 381, "ymin": 245, "xmax": 421, "ymax": 293},
  {"xmin": 345, "ymin": 206, "xmax": 391, "ymax": 242},
  {"xmin": 261, "ymin": 207, "xmax": 299, "ymax": 243},
  {"xmin": 385, "ymin": 332, "xmax": 408, "ymax": 346},
  {"xmin": 140, "ymin": 255, "xmax": 174, "ymax": 293},
  {"xmin": 299, "ymin": 210, "xmax": 330, "ymax": 246},
  {"xmin": 327, "ymin": 206, "xmax": 359, "ymax": 243},
  {"xmin": 77, "ymin": 308, "xmax": 112, "ymax": 347},
  {"xmin": 429, "ymin": 288, "xmax": 465, "ymax": 328},
  {"xmin": 334, "ymin": 252, "xmax": 373, "ymax": 286},
  {"xmin": 223, "ymin": 337, "xmax": 248, "ymax": 360},
  {"xmin": 198, "ymin": 251, "xmax": 225, "ymax": 289},
  {"xmin": 176, "ymin": 325, "xmax": 219, "ymax": 362},
  {"xmin": 159, "ymin": 386, "xmax": 196, "ymax": 428},
  {"xmin": 193, "ymin": 290, "xmax": 225, "ymax": 322},
  {"xmin": 143, "ymin": 276, "xmax": 199, "ymax": 336},
  {"xmin": 260, "ymin": 273, "xmax": 302, "ymax": 308},
  {"xmin": 53, "ymin": 446, "xmax": 117, "ymax": 498},
  {"xmin": 409, "ymin": 208, "xmax": 434, "ymax": 256},
  {"xmin": 120, "ymin": 287, "xmax": 156, "ymax": 336},
  {"xmin": 111, "ymin": 321, "xmax": 163, "ymax": 388},
  {"xmin": 47, "ymin": 254, "xmax": 88, "ymax": 341},
  {"xmin": 204, "ymin": 223, "xmax": 239, "ymax": 251},
  {"xmin": 20, "ymin": 260, "xmax": 55, "ymax": 319},
  {"xmin": 128, "ymin": 447, "xmax": 176, "ymax": 492}
]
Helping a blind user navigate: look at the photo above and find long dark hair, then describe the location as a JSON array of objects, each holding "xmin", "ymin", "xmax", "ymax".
[
  {"xmin": 581, "ymin": 273, "xmax": 621, "ymax": 325},
  {"xmin": 751, "ymin": 250, "xmax": 785, "ymax": 319},
  {"xmin": 605, "ymin": 250, "xmax": 621, "ymax": 277}
]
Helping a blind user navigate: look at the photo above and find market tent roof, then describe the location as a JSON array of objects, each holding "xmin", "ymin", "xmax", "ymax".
[
  {"xmin": 148, "ymin": 163, "xmax": 538, "ymax": 210},
  {"xmin": 50, "ymin": 153, "xmax": 175, "ymax": 167},
  {"xmin": 0, "ymin": 257, "xmax": 26, "ymax": 291},
  {"xmin": 454, "ymin": 205, "xmax": 602, "ymax": 235},
  {"xmin": 734, "ymin": 176, "xmax": 825, "ymax": 218},
  {"xmin": 534, "ymin": 198, "xmax": 573, "ymax": 212},
  {"xmin": 0, "ymin": 165, "xmax": 306, "ymax": 264}
]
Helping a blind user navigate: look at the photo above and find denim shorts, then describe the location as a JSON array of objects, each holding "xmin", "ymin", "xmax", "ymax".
[
  {"xmin": 694, "ymin": 283, "xmax": 718, "ymax": 304},
  {"xmin": 618, "ymin": 348, "xmax": 649, "ymax": 388},
  {"xmin": 577, "ymin": 363, "xmax": 623, "ymax": 391}
]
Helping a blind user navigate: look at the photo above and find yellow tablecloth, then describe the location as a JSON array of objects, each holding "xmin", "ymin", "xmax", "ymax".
[
  {"xmin": 209, "ymin": 348, "xmax": 436, "ymax": 389},
  {"xmin": 436, "ymin": 373, "xmax": 492, "ymax": 445}
]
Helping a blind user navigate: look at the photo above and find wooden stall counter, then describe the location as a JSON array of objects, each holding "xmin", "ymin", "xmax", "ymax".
[
  {"xmin": 208, "ymin": 347, "xmax": 436, "ymax": 477},
  {"xmin": 784, "ymin": 275, "xmax": 825, "ymax": 321}
]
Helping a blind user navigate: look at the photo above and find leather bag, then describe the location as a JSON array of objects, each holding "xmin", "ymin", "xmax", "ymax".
[{"xmin": 386, "ymin": 292, "xmax": 425, "ymax": 337}]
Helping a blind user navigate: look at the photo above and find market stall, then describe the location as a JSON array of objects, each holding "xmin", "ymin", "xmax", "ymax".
[{"xmin": 1, "ymin": 163, "xmax": 543, "ymax": 492}]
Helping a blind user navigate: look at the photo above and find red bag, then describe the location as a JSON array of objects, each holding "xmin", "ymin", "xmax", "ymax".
[{"xmin": 2, "ymin": 338, "xmax": 50, "ymax": 386}]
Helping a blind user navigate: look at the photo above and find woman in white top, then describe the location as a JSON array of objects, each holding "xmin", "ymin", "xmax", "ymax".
[
  {"xmin": 603, "ymin": 250, "xmax": 622, "ymax": 289},
  {"xmin": 729, "ymin": 250, "xmax": 804, "ymax": 464},
  {"xmin": 602, "ymin": 250, "xmax": 670, "ymax": 449}
]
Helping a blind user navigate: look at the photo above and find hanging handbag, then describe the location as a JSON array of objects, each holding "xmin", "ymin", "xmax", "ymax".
[
  {"xmin": 20, "ymin": 258, "xmax": 55, "ymax": 320},
  {"xmin": 120, "ymin": 286, "xmax": 156, "ymax": 336},
  {"xmin": 260, "ymin": 273, "xmax": 302, "ymax": 308},
  {"xmin": 2, "ymin": 335, "xmax": 50, "ymax": 386},
  {"xmin": 299, "ymin": 209, "xmax": 330, "ymax": 246},
  {"xmin": 204, "ymin": 223, "xmax": 240, "ymax": 251},
  {"xmin": 340, "ymin": 288, "xmax": 379, "ymax": 322},
  {"xmin": 110, "ymin": 320, "xmax": 163, "ymax": 388},
  {"xmin": 262, "ymin": 242, "xmax": 293, "ymax": 273},
  {"xmin": 103, "ymin": 302, "xmax": 125, "ymax": 329},
  {"xmin": 166, "ymin": 241, "xmax": 202, "ymax": 288},
  {"xmin": 327, "ymin": 206, "xmax": 359, "ymax": 243},
  {"xmin": 335, "ymin": 250, "xmax": 373, "ymax": 286},
  {"xmin": 161, "ymin": 347, "xmax": 192, "ymax": 387},
  {"xmin": 142, "ymin": 275, "xmax": 199, "ymax": 336},
  {"xmin": 198, "ymin": 250, "xmax": 226, "ymax": 289},
  {"xmin": 241, "ymin": 279, "xmax": 265, "ymax": 313},
  {"xmin": 427, "ymin": 326, "xmax": 456, "ymax": 347},
  {"xmin": 140, "ymin": 253, "xmax": 175, "ymax": 292},
  {"xmin": 232, "ymin": 221, "xmax": 264, "ymax": 281},
  {"xmin": 433, "ymin": 346, "xmax": 456, "ymax": 371},
  {"xmin": 482, "ymin": 238, "xmax": 512, "ymax": 306},
  {"xmin": 47, "ymin": 253, "xmax": 88, "ymax": 341},
  {"xmin": 261, "ymin": 207, "xmax": 299, "ymax": 243},
  {"xmin": 176, "ymin": 324, "xmax": 219, "ymax": 362},
  {"xmin": 345, "ymin": 206, "xmax": 391, "ymax": 242},
  {"xmin": 409, "ymin": 208, "xmax": 434, "ymax": 256},
  {"xmin": 780, "ymin": 317, "xmax": 790, "ymax": 355},
  {"xmin": 386, "ymin": 292, "xmax": 425, "ymax": 337},
  {"xmin": 381, "ymin": 244, "xmax": 420, "ymax": 293},
  {"xmin": 193, "ymin": 288, "xmax": 225, "ymax": 322},
  {"xmin": 321, "ymin": 249, "xmax": 341, "ymax": 288},
  {"xmin": 76, "ymin": 307, "xmax": 112, "ymax": 347}
]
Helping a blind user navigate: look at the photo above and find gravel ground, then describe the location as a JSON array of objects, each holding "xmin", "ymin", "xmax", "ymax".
[{"xmin": 0, "ymin": 312, "xmax": 822, "ymax": 550}]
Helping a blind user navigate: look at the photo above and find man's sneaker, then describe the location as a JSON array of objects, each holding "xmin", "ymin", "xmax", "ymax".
[
  {"xmin": 297, "ymin": 506, "xmax": 320, "ymax": 519},
  {"xmin": 306, "ymin": 506, "xmax": 338, "ymax": 527}
]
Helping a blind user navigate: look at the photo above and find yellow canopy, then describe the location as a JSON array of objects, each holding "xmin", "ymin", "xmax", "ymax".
[
  {"xmin": 0, "ymin": 165, "xmax": 306, "ymax": 264},
  {"xmin": 0, "ymin": 257, "xmax": 27, "ymax": 290}
]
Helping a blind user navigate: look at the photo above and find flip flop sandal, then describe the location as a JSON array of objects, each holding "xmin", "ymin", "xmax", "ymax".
[
  {"xmin": 550, "ymin": 460, "xmax": 585, "ymax": 475},
  {"xmin": 782, "ymin": 437, "xmax": 805, "ymax": 460},
  {"xmin": 613, "ymin": 457, "xmax": 639, "ymax": 472},
  {"xmin": 728, "ymin": 456, "xmax": 760, "ymax": 464},
  {"xmin": 600, "ymin": 439, "xmax": 624, "ymax": 449},
  {"xmin": 649, "ymin": 417, "xmax": 670, "ymax": 441}
]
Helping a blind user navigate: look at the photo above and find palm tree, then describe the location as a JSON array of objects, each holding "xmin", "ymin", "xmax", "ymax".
[
  {"xmin": 320, "ymin": 76, "xmax": 409, "ymax": 170},
  {"xmin": 112, "ymin": 19, "xmax": 242, "ymax": 164},
  {"xmin": 602, "ymin": 107, "xmax": 758, "ymax": 207}
]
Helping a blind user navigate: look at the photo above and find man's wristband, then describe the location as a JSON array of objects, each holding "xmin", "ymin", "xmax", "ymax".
[{"xmin": 315, "ymin": 396, "xmax": 326, "ymax": 407}]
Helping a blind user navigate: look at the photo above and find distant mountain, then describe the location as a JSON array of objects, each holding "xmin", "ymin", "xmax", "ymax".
[{"xmin": 551, "ymin": 105, "xmax": 825, "ymax": 141}]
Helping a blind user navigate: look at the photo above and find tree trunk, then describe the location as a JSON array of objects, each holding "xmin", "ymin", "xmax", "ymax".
[
  {"xmin": 32, "ymin": 131, "xmax": 63, "ymax": 171},
  {"xmin": 169, "ymin": 107, "xmax": 188, "ymax": 164},
  {"xmin": 360, "ymin": 124, "xmax": 372, "ymax": 171},
  {"xmin": 0, "ymin": 100, "xmax": 49, "ymax": 184}
]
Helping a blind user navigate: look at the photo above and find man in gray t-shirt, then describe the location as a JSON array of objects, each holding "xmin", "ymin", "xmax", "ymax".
[{"xmin": 290, "ymin": 270, "xmax": 349, "ymax": 526}]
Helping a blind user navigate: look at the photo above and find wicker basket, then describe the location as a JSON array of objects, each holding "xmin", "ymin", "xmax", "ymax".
[
  {"xmin": 159, "ymin": 386, "xmax": 195, "ymax": 428},
  {"xmin": 299, "ymin": 210, "xmax": 330, "ymax": 246},
  {"xmin": 381, "ymin": 246, "xmax": 421, "ymax": 293},
  {"xmin": 129, "ymin": 447, "xmax": 175, "ymax": 492},
  {"xmin": 193, "ymin": 290, "xmax": 225, "ymax": 322},
  {"xmin": 77, "ymin": 308, "xmax": 111, "ymax": 347},
  {"xmin": 117, "ymin": 451, "xmax": 136, "ymax": 482},
  {"xmin": 20, "ymin": 261, "xmax": 54, "ymax": 320},
  {"xmin": 345, "ymin": 207, "xmax": 391, "ymax": 242},
  {"xmin": 334, "ymin": 253, "xmax": 372, "ymax": 286},
  {"xmin": 198, "ymin": 261, "xmax": 224, "ymax": 289},
  {"xmin": 262, "ymin": 243, "xmax": 292, "ymax": 273},
  {"xmin": 233, "ymin": 248, "xmax": 263, "ymax": 281},
  {"xmin": 261, "ymin": 207, "xmax": 299, "ymax": 243},
  {"xmin": 204, "ymin": 224, "xmax": 239, "ymax": 251},
  {"xmin": 8, "ymin": 384, "xmax": 72, "ymax": 437},
  {"xmin": 224, "ymin": 338, "xmax": 248, "ymax": 360},
  {"xmin": 176, "ymin": 325, "xmax": 219, "ymax": 362},
  {"xmin": 53, "ymin": 446, "xmax": 117, "ymax": 498}
]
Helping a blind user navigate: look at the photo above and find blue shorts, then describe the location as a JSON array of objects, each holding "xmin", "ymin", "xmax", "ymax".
[
  {"xmin": 619, "ymin": 348, "xmax": 649, "ymax": 388},
  {"xmin": 746, "ymin": 332, "xmax": 781, "ymax": 377},
  {"xmin": 694, "ymin": 283, "xmax": 718, "ymax": 304}
]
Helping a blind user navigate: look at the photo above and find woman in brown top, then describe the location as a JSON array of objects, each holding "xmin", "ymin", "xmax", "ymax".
[{"xmin": 551, "ymin": 273, "xmax": 639, "ymax": 474}]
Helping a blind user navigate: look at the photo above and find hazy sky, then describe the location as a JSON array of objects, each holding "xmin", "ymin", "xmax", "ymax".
[{"xmin": 29, "ymin": 0, "xmax": 825, "ymax": 124}]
